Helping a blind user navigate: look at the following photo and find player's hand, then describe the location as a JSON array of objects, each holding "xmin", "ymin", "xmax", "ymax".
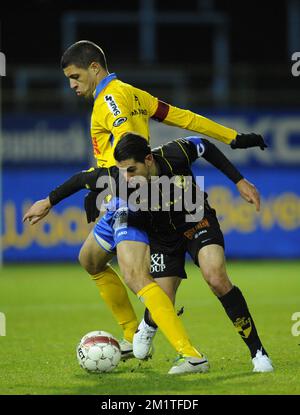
[
  {"xmin": 236, "ymin": 179, "xmax": 260, "ymax": 212},
  {"xmin": 22, "ymin": 197, "xmax": 52, "ymax": 225},
  {"xmin": 230, "ymin": 133, "xmax": 267, "ymax": 150},
  {"xmin": 84, "ymin": 191, "xmax": 100, "ymax": 223}
]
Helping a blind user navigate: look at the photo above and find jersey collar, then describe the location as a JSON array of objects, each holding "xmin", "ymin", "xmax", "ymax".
[{"xmin": 94, "ymin": 73, "xmax": 117, "ymax": 101}]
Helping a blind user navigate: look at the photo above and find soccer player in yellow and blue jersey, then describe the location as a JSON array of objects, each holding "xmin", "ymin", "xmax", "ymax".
[{"xmin": 61, "ymin": 40, "xmax": 267, "ymax": 357}]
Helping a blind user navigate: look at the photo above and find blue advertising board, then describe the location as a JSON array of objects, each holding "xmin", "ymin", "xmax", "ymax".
[
  {"xmin": 2, "ymin": 165, "xmax": 300, "ymax": 261},
  {"xmin": 1, "ymin": 111, "xmax": 300, "ymax": 261}
]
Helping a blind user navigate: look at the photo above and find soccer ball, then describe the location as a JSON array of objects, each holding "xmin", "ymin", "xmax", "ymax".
[{"xmin": 76, "ymin": 330, "xmax": 121, "ymax": 373}]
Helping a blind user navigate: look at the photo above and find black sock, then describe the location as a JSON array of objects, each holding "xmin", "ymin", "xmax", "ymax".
[
  {"xmin": 218, "ymin": 286, "xmax": 268, "ymax": 358},
  {"xmin": 144, "ymin": 308, "xmax": 158, "ymax": 329}
]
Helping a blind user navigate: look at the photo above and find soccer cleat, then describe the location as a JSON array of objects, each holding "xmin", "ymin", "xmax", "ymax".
[
  {"xmin": 252, "ymin": 349, "xmax": 274, "ymax": 372},
  {"xmin": 168, "ymin": 355, "xmax": 210, "ymax": 375},
  {"xmin": 119, "ymin": 339, "xmax": 134, "ymax": 360},
  {"xmin": 133, "ymin": 319, "xmax": 157, "ymax": 359}
]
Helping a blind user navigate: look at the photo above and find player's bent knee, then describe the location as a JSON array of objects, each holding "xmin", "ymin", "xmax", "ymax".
[
  {"xmin": 78, "ymin": 246, "xmax": 105, "ymax": 275},
  {"xmin": 202, "ymin": 268, "xmax": 232, "ymax": 295}
]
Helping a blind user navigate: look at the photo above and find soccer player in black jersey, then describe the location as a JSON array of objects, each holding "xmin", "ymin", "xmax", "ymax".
[
  {"xmin": 113, "ymin": 133, "xmax": 273, "ymax": 373},
  {"xmin": 23, "ymin": 134, "xmax": 273, "ymax": 373}
]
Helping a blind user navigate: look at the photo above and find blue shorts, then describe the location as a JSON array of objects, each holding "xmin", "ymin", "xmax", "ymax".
[{"xmin": 93, "ymin": 206, "xmax": 149, "ymax": 253}]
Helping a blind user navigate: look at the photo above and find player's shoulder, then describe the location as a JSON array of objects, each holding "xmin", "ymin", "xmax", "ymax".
[
  {"xmin": 152, "ymin": 139, "xmax": 180, "ymax": 161},
  {"xmin": 153, "ymin": 138, "xmax": 195, "ymax": 167},
  {"xmin": 109, "ymin": 79, "xmax": 152, "ymax": 103},
  {"xmin": 105, "ymin": 78, "xmax": 129, "ymax": 93},
  {"xmin": 108, "ymin": 79, "xmax": 146, "ymax": 103},
  {"xmin": 94, "ymin": 79, "xmax": 125, "ymax": 102},
  {"xmin": 165, "ymin": 137, "xmax": 204, "ymax": 157},
  {"xmin": 94, "ymin": 80, "xmax": 132, "ymax": 114},
  {"xmin": 157, "ymin": 138, "xmax": 188, "ymax": 154}
]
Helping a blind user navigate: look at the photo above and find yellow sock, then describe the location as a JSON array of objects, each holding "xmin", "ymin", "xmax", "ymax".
[
  {"xmin": 137, "ymin": 282, "xmax": 201, "ymax": 358},
  {"xmin": 92, "ymin": 266, "xmax": 138, "ymax": 343}
]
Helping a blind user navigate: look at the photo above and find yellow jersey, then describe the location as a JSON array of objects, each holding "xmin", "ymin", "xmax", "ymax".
[{"xmin": 91, "ymin": 73, "xmax": 237, "ymax": 167}]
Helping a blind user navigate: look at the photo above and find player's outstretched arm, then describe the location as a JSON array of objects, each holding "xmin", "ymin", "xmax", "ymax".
[
  {"xmin": 152, "ymin": 100, "xmax": 267, "ymax": 149},
  {"xmin": 236, "ymin": 178, "xmax": 260, "ymax": 212},
  {"xmin": 184, "ymin": 137, "xmax": 261, "ymax": 211},
  {"xmin": 23, "ymin": 167, "xmax": 111, "ymax": 225},
  {"xmin": 181, "ymin": 136, "xmax": 244, "ymax": 184},
  {"xmin": 152, "ymin": 101, "xmax": 236, "ymax": 145}
]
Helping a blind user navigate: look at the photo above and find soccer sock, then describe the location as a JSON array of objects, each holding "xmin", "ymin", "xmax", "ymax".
[
  {"xmin": 137, "ymin": 282, "xmax": 201, "ymax": 358},
  {"xmin": 218, "ymin": 285, "xmax": 268, "ymax": 358},
  {"xmin": 91, "ymin": 266, "xmax": 138, "ymax": 343},
  {"xmin": 143, "ymin": 308, "xmax": 158, "ymax": 329}
]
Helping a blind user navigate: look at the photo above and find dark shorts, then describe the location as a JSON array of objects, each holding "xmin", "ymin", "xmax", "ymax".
[
  {"xmin": 149, "ymin": 238, "xmax": 187, "ymax": 279},
  {"xmin": 149, "ymin": 200, "xmax": 224, "ymax": 278}
]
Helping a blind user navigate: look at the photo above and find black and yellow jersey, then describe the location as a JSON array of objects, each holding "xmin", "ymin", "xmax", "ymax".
[
  {"xmin": 49, "ymin": 136, "xmax": 242, "ymax": 236},
  {"xmin": 91, "ymin": 73, "xmax": 238, "ymax": 168}
]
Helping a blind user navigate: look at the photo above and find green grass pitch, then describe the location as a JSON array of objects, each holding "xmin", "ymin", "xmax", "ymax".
[{"xmin": 0, "ymin": 260, "xmax": 299, "ymax": 395}]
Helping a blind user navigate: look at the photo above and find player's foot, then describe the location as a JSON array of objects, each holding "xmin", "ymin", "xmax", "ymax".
[
  {"xmin": 133, "ymin": 319, "xmax": 157, "ymax": 359},
  {"xmin": 119, "ymin": 339, "xmax": 134, "ymax": 360},
  {"xmin": 252, "ymin": 349, "xmax": 274, "ymax": 372},
  {"xmin": 168, "ymin": 354, "xmax": 209, "ymax": 375}
]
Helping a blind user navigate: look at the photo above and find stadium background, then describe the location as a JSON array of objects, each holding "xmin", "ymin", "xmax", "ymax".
[{"xmin": 1, "ymin": 0, "xmax": 300, "ymax": 262}]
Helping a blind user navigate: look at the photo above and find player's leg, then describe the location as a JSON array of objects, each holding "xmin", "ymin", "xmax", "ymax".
[
  {"xmin": 134, "ymin": 245, "xmax": 186, "ymax": 359},
  {"xmin": 79, "ymin": 229, "xmax": 113, "ymax": 275},
  {"xmin": 78, "ymin": 222, "xmax": 139, "ymax": 350},
  {"xmin": 186, "ymin": 203, "xmax": 273, "ymax": 372},
  {"xmin": 143, "ymin": 240, "xmax": 186, "ymax": 324},
  {"xmin": 145, "ymin": 275, "xmax": 182, "ymax": 324},
  {"xmin": 116, "ymin": 239, "xmax": 208, "ymax": 373},
  {"xmin": 196, "ymin": 244, "xmax": 232, "ymax": 296},
  {"xmin": 197, "ymin": 244, "xmax": 273, "ymax": 371},
  {"xmin": 133, "ymin": 276, "xmax": 182, "ymax": 359},
  {"xmin": 141, "ymin": 276, "xmax": 182, "ymax": 328}
]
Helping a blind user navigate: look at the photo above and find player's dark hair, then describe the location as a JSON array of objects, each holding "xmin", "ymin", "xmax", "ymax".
[
  {"xmin": 61, "ymin": 40, "xmax": 108, "ymax": 70},
  {"xmin": 114, "ymin": 133, "xmax": 151, "ymax": 163}
]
